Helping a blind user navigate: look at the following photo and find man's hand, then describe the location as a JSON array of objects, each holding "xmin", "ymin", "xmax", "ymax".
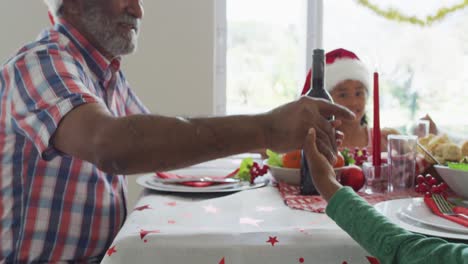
[
  {"xmin": 263, "ymin": 96, "xmax": 355, "ymax": 163},
  {"xmin": 303, "ymin": 128, "xmax": 342, "ymax": 201}
]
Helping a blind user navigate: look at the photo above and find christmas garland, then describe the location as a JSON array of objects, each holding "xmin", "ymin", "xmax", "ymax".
[{"xmin": 356, "ymin": 0, "xmax": 468, "ymax": 26}]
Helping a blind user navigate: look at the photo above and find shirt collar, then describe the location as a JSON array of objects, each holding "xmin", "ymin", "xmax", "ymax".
[{"xmin": 55, "ymin": 19, "xmax": 121, "ymax": 81}]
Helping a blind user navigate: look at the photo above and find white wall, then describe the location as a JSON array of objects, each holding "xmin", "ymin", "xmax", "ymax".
[{"xmin": 0, "ymin": 0, "xmax": 216, "ymax": 208}]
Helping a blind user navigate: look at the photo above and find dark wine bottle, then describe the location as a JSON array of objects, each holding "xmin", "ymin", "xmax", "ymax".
[{"xmin": 300, "ymin": 49, "xmax": 334, "ymax": 195}]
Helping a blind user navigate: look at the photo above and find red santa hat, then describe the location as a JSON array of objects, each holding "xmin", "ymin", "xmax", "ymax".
[{"xmin": 301, "ymin": 48, "xmax": 370, "ymax": 95}]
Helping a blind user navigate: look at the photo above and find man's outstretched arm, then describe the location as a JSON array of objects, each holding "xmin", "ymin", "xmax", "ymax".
[{"xmin": 53, "ymin": 97, "xmax": 354, "ymax": 174}]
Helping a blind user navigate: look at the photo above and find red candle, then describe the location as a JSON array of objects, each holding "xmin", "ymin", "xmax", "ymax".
[{"xmin": 373, "ymin": 71, "xmax": 381, "ymax": 166}]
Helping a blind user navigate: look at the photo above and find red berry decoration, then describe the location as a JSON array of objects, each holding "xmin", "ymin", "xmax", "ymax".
[
  {"xmin": 414, "ymin": 173, "xmax": 449, "ymax": 196},
  {"xmin": 420, "ymin": 183, "xmax": 429, "ymax": 192},
  {"xmin": 416, "ymin": 175, "xmax": 425, "ymax": 184},
  {"xmin": 249, "ymin": 162, "xmax": 268, "ymax": 184},
  {"xmin": 428, "ymin": 178, "xmax": 438, "ymax": 186},
  {"xmin": 352, "ymin": 147, "xmax": 369, "ymax": 166},
  {"xmin": 438, "ymin": 182, "xmax": 448, "ymax": 192},
  {"xmin": 430, "ymin": 185, "xmax": 440, "ymax": 194},
  {"xmin": 415, "ymin": 184, "xmax": 428, "ymax": 193}
]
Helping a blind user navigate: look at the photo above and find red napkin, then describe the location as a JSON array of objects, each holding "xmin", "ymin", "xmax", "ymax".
[
  {"xmin": 424, "ymin": 196, "xmax": 468, "ymax": 228},
  {"xmin": 155, "ymin": 169, "xmax": 239, "ymax": 187}
]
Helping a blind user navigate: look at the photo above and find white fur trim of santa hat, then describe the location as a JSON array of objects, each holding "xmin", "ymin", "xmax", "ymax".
[{"xmin": 325, "ymin": 58, "xmax": 370, "ymax": 92}]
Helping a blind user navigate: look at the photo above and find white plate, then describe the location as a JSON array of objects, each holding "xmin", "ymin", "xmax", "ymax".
[
  {"xmin": 375, "ymin": 198, "xmax": 468, "ymax": 240},
  {"xmin": 147, "ymin": 180, "xmax": 242, "ymax": 191},
  {"xmin": 137, "ymin": 173, "xmax": 268, "ymax": 193},
  {"xmin": 158, "ymin": 168, "xmax": 239, "ymax": 178},
  {"xmin": 400, "ymin": 198, "xmax": 468, "ymax": 234}
]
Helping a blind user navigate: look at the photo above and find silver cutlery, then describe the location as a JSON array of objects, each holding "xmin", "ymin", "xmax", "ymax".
[
  {"xmin": 432, "ymin": 194, "xmax": 468, "ymax": 220},
  {"xmin": 416, "ymin": 141, "xmax": 441, "ymax": 165}
]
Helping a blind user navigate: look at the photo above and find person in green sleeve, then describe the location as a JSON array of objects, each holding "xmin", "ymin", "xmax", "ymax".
[{"xmin": 303, "ymin": 128, "xmax": 468, "ymax": 264}]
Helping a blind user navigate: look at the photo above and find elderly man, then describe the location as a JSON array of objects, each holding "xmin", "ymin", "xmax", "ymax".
[{"xmin": 0, "ymin": 0, "xmax": 354, "ymax": 262}]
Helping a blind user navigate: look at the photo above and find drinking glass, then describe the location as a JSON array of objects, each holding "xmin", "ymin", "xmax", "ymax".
[{"xmin": 387, "ymin": 135, "xmax": 417, "ymax": 193}]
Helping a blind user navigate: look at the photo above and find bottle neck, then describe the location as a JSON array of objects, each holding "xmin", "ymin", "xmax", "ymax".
[{"xmin": 310, "ymin": 49, "xmax": 325, "ymax": 93}]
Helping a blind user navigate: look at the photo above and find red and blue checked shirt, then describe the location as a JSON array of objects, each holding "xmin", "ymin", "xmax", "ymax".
[{"xmin": 0, "ymin": 20, "xmax": 149, "ymax": 263}]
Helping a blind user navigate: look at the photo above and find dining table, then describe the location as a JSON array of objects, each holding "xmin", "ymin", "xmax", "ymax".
[{"xmin": 100, "ymin": 154, "xmax": 467, "ymax": 264}]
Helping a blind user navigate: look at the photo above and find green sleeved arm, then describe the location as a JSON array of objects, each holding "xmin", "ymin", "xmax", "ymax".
[{"xmin": 326, "ymin": 187, "xmax": 468, "ymax": 264}]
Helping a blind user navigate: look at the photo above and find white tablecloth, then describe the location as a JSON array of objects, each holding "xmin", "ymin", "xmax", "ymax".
[{"xmin": 101, "ymin": 164, "xmax": 375, "ymax": 263}]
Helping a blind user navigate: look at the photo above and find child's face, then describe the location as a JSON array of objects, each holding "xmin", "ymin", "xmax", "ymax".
[{"xmin": 330, "ymin": 80, "xmax": 367, "ymax": 123}]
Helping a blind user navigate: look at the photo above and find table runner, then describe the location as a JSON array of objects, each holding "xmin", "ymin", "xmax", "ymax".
[{"xmin": 278, "ymin": 182, "xmax": 417, "ymax": 213}]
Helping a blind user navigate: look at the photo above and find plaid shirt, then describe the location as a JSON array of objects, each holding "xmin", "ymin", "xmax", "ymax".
[{"xmin": 0, "ymin": 20, "xmax": 149, "ymax": 263}]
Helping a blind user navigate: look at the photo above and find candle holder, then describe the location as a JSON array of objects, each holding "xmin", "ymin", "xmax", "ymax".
[{"xmin": 363, "ymin": 162, "xmax": 389, "ymax": 194}]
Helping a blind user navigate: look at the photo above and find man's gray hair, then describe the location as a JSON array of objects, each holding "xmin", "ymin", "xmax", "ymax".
[{"xmin": 43, "ymin": 0, "xmax": 63, "ymax": 18}]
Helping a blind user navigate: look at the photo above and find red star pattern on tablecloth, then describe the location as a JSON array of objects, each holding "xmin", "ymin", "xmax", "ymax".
[
  {"xmin": 166, "ymin": 201, "xmax": 177, "ymax": 207},
  {"xmin": 218, "ymin": 257, "xmax": 225, "ymax": 264},
  {"xmin": 298, "ymin": 257, "xmax": 305, "ymax": 263},
  {"xmin": 140, "ymin": 229, "xmax": 161, "ymax": 242},
  {"xmin": 266, "ymin": 236, "xmax": 279, "ymax": 246},
  {"xmin": 134, "ymin": 204, "xmax": 151, "ymax": 211},
  {"xmin": 239, "ymin": 217, "xmax": 263, "ymax": 227},
  {"xmin": 106, "ymin": 245, "xmax": 117, "ymax": 256},
  {"xmin": 203, "ymin": 205, "xmax": 220, "ymax": 214}
]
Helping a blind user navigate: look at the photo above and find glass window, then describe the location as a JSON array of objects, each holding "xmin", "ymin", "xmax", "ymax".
[
  {"xmin": 224, "ymin": 1, "xmax": 468, "ymax": 139},
  {"xmin": 324, "ymin": 0, "xmax": 468, "ymax": 138},
  {"xmin": 226, "ymin": 0, "xmax": 307, "ymax": 114}
]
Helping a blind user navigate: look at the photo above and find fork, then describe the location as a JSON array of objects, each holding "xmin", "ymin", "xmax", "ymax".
[{"xmin": 432, "ymin": 194, "xmax": 468, "ymax": 220}]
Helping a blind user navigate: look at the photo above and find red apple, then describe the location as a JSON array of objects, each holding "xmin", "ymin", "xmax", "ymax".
[{"xmin": 340, "ymin": 165, "xmax": 365, "ymax": 191}]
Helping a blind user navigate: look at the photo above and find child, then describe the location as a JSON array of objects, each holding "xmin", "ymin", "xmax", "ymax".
[
  {"xmin": 303, "ymin": 127, "xmax": 468, "ymax": 263},
  {"xmin": 301, "ymin": 48, "xmax": 399, "ymax": 153}
]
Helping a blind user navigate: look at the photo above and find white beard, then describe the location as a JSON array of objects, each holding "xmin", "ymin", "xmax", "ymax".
[{"xmin": 80, "ymin": 5, "xmax": 140, "ymax": 56}]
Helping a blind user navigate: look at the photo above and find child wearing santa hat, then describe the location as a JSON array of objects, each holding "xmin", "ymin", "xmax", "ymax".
[{"xmin": 300, "ymin": 48, "xmax": 399, "ymax": 152}]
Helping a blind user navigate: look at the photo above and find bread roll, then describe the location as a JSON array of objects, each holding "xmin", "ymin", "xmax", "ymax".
[
  {"xmin": 427, "ymin": 134, "xmax": 450, "ymax": 153},
  {"xmin": 461, "ymin": 140, "xmax": 468, "ymax": 157},
  {"xmin": 433, "ymin": 144, "xmax": 447, "ymax": 157},
  {"xmin": 419, "ymin": 134, "xmax": 435, "ymax": 148},
  {"xmin": 442, "ymin": 143, "xmax": 462, "ymax": 162}
]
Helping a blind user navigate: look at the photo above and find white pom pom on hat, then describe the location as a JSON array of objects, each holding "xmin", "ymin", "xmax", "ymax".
[
  {"xmin": 300, "ymin": 48, "xmax": 370, "ymax": 95},
  {"xmin": 324, "ymin": 48, "xmax": 370, "ymax": 92}
]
